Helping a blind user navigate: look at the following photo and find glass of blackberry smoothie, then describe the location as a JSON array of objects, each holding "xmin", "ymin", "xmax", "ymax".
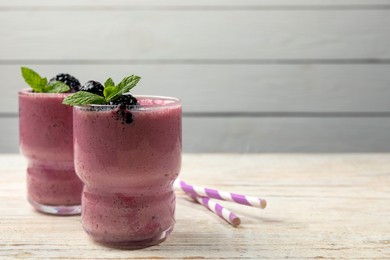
[
  {"xmin": 19, "ymin": 67, "xmax": 84, "ymax": 215},
  {"xmin": 64, "ymin": 75, "xmax": 181, "ymax": 248}
]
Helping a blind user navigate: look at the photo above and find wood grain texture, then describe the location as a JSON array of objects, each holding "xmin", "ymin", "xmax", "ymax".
[
  {"xmin": 3, "ymin": 117, "xmax": 390, "ymax": 153},
  {"xmin": 0, "ymin": 10, "xmax": 389, "ymax": 60},
  {"xmin": 0, "ymin": 154, "xmax": 389, "ymax": 259},
  {"xmin": 4, "ymin": 64, "xmax": 390, "ymax": 114},
  {"xmin": 1, "ymin": 0, "xmax": 390, "ymax": 7},
  {"xmin": 183, "ymin": 117, "xmax": 390, "ymax": 153},
  {"xmin": 1, "ymin": 0, "xmax": 390, "ymax": 154}
]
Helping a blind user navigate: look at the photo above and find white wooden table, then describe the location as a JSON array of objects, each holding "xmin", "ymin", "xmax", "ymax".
[{"xmin": 0, "ymin": 154, "xmax": 389, "ymax": 259}]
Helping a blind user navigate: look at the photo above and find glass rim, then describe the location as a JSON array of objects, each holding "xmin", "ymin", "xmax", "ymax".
[
  {"xmin": 74, "ymin": 95, "xmax": 181, "ymax": 112},
  {"xmin": 18, "ymin": 88, "xmax": 72, "ymax": 97}
]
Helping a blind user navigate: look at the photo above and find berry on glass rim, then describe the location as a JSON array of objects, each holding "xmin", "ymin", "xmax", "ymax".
[
  {"xmin": 63, "ymin": 76, "xmax": 141, "ymax": 125},
  {"xmin": 109, "ymin": 94, "xmax": 138, "ymax": 107},
  {"xmin": 49, "ymin": 73, "xmax": 81, "ymax": 92},
  {"xmin": 63, "ymin": 75, "xmax": 141, "ymax": 106},
  {"xmin": 80, "ymin": 80, "xmax": 105, "ymax": 96}
]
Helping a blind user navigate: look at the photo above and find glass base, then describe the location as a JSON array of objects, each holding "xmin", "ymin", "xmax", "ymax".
[
  {"xmin": 28, "ymin": 198, "xmax": 81, "ymax": 216},
  {"xmin": 90, "ymin": 226, "xmax": 174, "ymax": 249}
]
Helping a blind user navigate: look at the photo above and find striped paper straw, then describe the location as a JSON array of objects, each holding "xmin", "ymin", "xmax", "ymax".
[
  {"xmin": 174, "ymin": 179, "xmax": 267, "ymax": 209},
  {"xmin": 194, "ymin": 196, "xmax": 241, "ymax": 227}
]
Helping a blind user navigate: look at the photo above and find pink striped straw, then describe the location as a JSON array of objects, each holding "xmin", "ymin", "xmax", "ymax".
[
  {"xmin": 174, "ymin": 179, "xmax": 267, "ymax": 209},
  {"xmin": 193, "ymin": 196, "xmax": 241, "ymax": 227}
]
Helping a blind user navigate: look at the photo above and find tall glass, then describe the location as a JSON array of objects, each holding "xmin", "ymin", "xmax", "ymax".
[
  {"xmin": 18, "ymin": 89, "xmax": 83, "ymax": 215},
  {"xmin": 73, "ymin": 96, "xmax": 182, "ymax": 248}
]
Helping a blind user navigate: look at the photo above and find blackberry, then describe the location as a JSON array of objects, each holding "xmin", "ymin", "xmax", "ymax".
[
  {"xmin": 111, "ymin": 94, "xmax": 138, "ymax": 125},
  {"xmin": 80, "ymin": 80, "xmax": 104, "ymax": 96},
  {"xmin": 110, "ymin": 94, "xmax": 138, "ymax": 107},
  {"xmin": 49, "ymin": 73, "xmax": 81, "ymax": 92}
]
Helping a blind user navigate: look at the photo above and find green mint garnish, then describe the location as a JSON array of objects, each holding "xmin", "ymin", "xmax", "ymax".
[
  {"xmin": 105, "ymin": 75, "xmax": 140, "ymax": 103},
  {"xmin": 62, "ymin": 91, "xmax": 105, "ymax": 106},
  {"xmin": 103, "ymin": 86, "xmax": 116, "ymax": 100},
  {"xmin": 104, "ymin": 78, "xmax": 115, "ymax": 88},
  {"xmin": 45, "ymin": 81, "xmax": 70, "ymax": 93},
  {"xmin": 63, "ymin": 75, "xmax": 141, "ymax": 106},
  {"xmin": 21, "ymin": 67, "xmax": 70, "ymax": 93},
  {"xmin": 21, "ymin": 67, "xmax": 47, "ymax": 92}
]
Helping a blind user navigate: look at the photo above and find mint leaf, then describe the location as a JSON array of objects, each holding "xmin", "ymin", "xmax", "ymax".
[
  {"xmin": 63, "ymin": 91, "xmax": 105, "ymax": 106},
  {"xmin": 45, "ymin": 81, "xmax": 70, "ymax": 93},
  {"xmin": 103, "ymin": 86, "xmax": 116, "ymax": 100},
  {"xmin": 41, "ymin": 77, "xmax": 48, "ymax": 86},
  {"xmin": 104, "ymin": 78, "xmax": 115, "ymax": 88},
  {"xmin": 105, "ymin": 75, "xmax": 141, "ymax": 102},
  {"xmin": 116, "ymin": 75, "xmax": 140, "ymax": 93},
  {"xmin": 21, "ymin": 67, "xmax": 47, "ymax": 92}
]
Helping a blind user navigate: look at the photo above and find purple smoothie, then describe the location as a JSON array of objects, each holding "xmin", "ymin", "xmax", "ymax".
[
  {"xmin": 19, "ymin": 89, "xmax": 83, "ymax": 214},
  {"xmin": 73, "ymin": 96, "xmax": 182, "ymax": 247}
]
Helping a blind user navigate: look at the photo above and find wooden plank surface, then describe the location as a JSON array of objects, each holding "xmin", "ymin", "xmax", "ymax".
[
  {"xmin": 1, "ymin": 0, "xmax": 390, "ymax": 7},
  {"xmin": 3, "ymin": 117, "xmax": 390, "ymax": 154},
  {"xmin": 182, "ymin": 117, "xmax": 390, "ymax": 153},
  {"xmin": 1, "ymin": 10, "xmax": 389, "ymax": 60},
  {"xmin": 1, "ymin": 0, "xmax": 390, "ymax": 153},
  {"xmin": 0, "ymin": 154, "xmax": 389, "ymax": 259}
]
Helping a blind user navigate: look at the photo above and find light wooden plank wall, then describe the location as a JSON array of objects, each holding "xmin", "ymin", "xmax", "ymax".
[{"xmin": 1, "ymin": 0, "xmax": 390, "ymax": 153}]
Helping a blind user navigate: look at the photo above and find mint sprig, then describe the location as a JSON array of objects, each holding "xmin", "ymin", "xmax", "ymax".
[
  {"xmin": 63, "ymin": 75, "xmax": 141, "ymax": 106},
  {"xmin": 104, "ymin": 78, "xmax": 115, "ymax": 88},
  {"xmin": 21, "ymin": 67, "xmax": 47, "ymax": 92},
  {"xmin": 21, "ymin": 67, "xmax": 70, "ymax": 93},
  {"xmin": 103, "ymin": 86, "xmax": 116, "ymax": 100},
  {"xmin": 45, "ymin": 81, "xmax": 71, "ymax": 93},
  {"xmin": 105, "ymin": 75, "xmax": 140, "ymax": 103},
  {"xmin": 62, "ymin": 91, "xmax": 105, "ymax": 106}
]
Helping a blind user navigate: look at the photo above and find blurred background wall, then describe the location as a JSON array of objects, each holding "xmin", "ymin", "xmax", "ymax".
[{"xmin": 1, "ymin": 0, "xmax": 390, "ymax": 153}]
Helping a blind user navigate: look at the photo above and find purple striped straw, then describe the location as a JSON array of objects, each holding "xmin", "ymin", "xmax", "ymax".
[
  {"xmin": 174, "ymin": 179, "xmax": 267, "ymax": 209},
  {"xmin": 194, "ymin": 196, "xmax": 241, "ymax": 227}
]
